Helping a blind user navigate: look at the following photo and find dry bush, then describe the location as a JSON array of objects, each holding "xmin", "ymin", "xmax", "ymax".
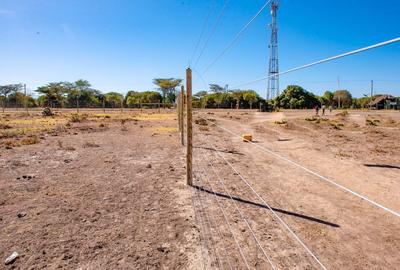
[
  {"xmin": 3, "ymin": 140, "xmax": 19, "ymax": 149},
  {"xmin": 0, "ymin": 123, "xmax": 12, "ymax": 129},
  {"xmin": 366, "ymin": 119, "xmax": 380, "ymax": 126},
  {"xmin": 83, "ymin": 142, "xmax": 100, "ymax": 148},
  {"xmin": 70, "ymin": 113, "xmax": 88, "ymax": 123},
  {"xmin": 42, "ymin": 107, "xmax": 54, "ymax": 117},
  {"xmin": 194, "ymin": 118, "xmax": 208, "ymax": 126},
  {"xmin": 199, "ymin": 126, "xmax": 209, "ymax": 132},
  {"xmin": 0, "ymin": 129, "xmax": 25, "ymax": 138},
  {"xmin": 21, "ymin": 135, "xmax": 40, "ymax": 145},
  {"xmin": 274, "ymin": 120, "xmax": 287, "ymax": 125},
  {"xmin": 329, "ymin": 121, "xmax": 344, "ymax": 130},
  {"xmin": 336, "ymin": 111, "xmax": 349, "ymax": 117}
]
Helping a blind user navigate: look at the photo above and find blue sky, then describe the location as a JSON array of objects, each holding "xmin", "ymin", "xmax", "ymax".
[{"xmin": 0, "ymin": 0, "xmax": 399, "ymax": 98}]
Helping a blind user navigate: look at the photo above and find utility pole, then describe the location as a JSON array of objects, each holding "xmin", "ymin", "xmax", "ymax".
[
  {"xmin": 267, "ymin": 0, "xmax": 279, "ymax": 101},
  {"xmin": 24, "ymin": 84, "xmax": 28, "ymax": 113},
  {"xmin": 186, "ymin": 68, "xmax": 193, "ymax": 186},
  {"xmin": 370, "ymin": 80, "xmax": 374, "ymax": 110}
]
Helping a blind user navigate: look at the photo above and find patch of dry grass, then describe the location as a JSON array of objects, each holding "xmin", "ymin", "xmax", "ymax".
[{"xmin": 153, "ymin": 126, "xmax": 178, "ymax": 133}]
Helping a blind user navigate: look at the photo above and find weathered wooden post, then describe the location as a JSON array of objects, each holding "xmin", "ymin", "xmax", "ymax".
[
  {"xmin": 180, "ymin": 85, "xmax": 185, "ymax": 146},
  {"xmin": 186, "ymin": 68, "xmax": 193, "ymax": 186},
  {"xmin": 177, "ymin": 90, "xmax": 181, "ymax": 132}
]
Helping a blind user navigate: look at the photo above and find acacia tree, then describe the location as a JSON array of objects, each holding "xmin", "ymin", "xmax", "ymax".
[
  {"xmin": 36, "ymin": 82, "xmax": 67, "ymax": 108},
  {"xmin": 243, "ymin": 90, "xmax": 258, "ymax": 109},
  {"xmin": 231, "ymin": 90, "xmax": 243, "ymax": 109},
  {"xmin": 333, "ymin": 90, "xmax": 352, "ymax": 108},
  {"xmin": 105, "ymin": 92, "xmax": 124, "ymax": 108},
  {"xmin": 65, "ymin": 80, "xmax": 92, "ymax": 112},
  {"xmin": 153, "ymin": 78, "xmax": 182, "ymax": 105},
  {"xmin": 0, "ymin": 84, "xmax": 23, "ymax": 112}
]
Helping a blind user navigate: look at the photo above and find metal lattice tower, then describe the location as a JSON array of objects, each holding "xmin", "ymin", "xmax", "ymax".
[{"xmin": 267, "ymin": 0, "xmax": 279, "ymax": 100}]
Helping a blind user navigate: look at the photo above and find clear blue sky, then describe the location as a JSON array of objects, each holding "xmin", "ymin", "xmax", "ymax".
[{"xmin": 1, "ymin": 0, "xmax": 399, "ymax": 98}]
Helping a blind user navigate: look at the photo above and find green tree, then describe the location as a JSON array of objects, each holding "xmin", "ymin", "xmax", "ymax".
[
  {"xmin": 322, "ymin": 91, "xmax": 334, "ymax": 105},
  {"xmin": 105, "ymin": 92, "xmax": 124, "ymax": 108},
  {"xmin": 243, "ymin": 90, "xmax": 259, "ymax": 109},
  {"xmin": 0, "ymin": 84, "xmax": 23, "ymax": 112},
  {"xmin": 333, "ymin": 90, "xmax": 352, "ymax": 108},
  {"xmin": 153, "ymin": 78, "xmax": 182, "ymax": 104},
  {"xmin": 209, "ymin": 84, "xmax": 224, "ymax": 93},
  {"xmin": 230, "ymin": 90, "xmax": 244, "ymax": 109},
  {"xmin": 36, "ymin": 82, "xmax": 67, "ymax": 108},
  {"xmin": 274, "ymin": 85, "xmax": 319, "ymax": 109}
]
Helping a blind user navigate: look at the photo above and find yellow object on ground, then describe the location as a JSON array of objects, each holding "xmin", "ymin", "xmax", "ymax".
[{"xmin": 242, "ymin": 134, "xmax": 252, "ymax": 142}]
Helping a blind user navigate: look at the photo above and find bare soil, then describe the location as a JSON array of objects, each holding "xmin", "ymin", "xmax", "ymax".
[
  {"xmin": 192, "ymin": 109, "xmax": 399, "ymax": 269},
  {"xmin": 0, "ymin": 111, "xmax": 202, "ymax": 269},
  {"xmin": 1, "ymin": 109, "xmax": 399, "ymax": 269}
]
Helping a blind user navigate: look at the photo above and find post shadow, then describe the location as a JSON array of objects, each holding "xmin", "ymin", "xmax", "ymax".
[{"xmin": 193, "ymin": 185, "xmax": 340, "ymax": 228}]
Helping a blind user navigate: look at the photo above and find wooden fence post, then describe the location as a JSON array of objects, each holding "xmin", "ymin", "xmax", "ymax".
[
  {"xmin": 186, "ymin": 68, "xmax": 193, "ymax": 186},
  {"xmin": 180, "ymin": 85, "xmax": 185, "ymax": 146},
  {"xmin": 177, "ymin": 90, "xmax": 181, "ymax": 132}
]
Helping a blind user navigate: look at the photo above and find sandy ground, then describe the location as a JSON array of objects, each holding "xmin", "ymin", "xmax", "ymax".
[
  {"xmin": 1, "ymin": 109, "xmax": 399, "ymax": 269},
  {"xmin": 192, "ymin": 109, "xmax": 399, "ymax": 269},
  {"xmin": 0, "ymin": 111, "xmax": 203, "ymax": 269}
]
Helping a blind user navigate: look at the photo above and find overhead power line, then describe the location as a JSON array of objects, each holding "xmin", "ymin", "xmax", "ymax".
[
  {"xmin": 189, "ymin": 1, "xmax": 215, "ymax": 65},
  {"xmin": 193, "ymin": 0, "xmax": 230, "ymax": 69},
  {"xmin": 232, "ymin": 37, "xmax": 400, "ymax": 88},
  {"xmin": 202, "ymin": 0, "xmax": 273, "ymax": 75}
]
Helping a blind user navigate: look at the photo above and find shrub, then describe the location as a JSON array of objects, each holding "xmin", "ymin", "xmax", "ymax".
[
  {"xmin": 42, "ymin": 107, "xmax": 54, "ymax": 117},
  {"xmin": 70, "ymin": 113, "xmax": 88, "ymax": 123},
  {"xmin": 21, "ymin": 135, "xmax": 40, "ymax": 145}
]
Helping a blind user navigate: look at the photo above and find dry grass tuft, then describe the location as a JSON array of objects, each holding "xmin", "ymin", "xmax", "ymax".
[
  {"xmin": 70, "ymin": 113, "xmax": 89, "ymax": 123},
  {"xmin": 83, "ymin": 141, "xmax": 100, "ymax": 148},
  {"xmin": 21, "ymin": 135, "xmax": 40, "ymax": 145}
]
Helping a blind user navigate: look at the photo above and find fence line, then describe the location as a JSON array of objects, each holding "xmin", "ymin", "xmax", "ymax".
[
  {"xmin": 198, "ymin": 148, "xmax": 277, "ymax": 269},
  {"xmin": 200, "ymin": 116, "xmax": 400, "ymax": 219}
]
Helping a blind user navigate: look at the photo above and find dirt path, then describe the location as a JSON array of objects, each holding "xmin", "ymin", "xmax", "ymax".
[
  {"xmin": 0, "ymin": 113, "xmax": 203, "ymax": 269},
  {"xmin": 192, "ymin": 110, "xmax": 399, "ymax": 269}
]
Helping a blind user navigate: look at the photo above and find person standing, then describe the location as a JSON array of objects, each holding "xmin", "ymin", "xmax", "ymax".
[
  {"xmin": 322, "ymin": 105, "xmax": 326, "ymax": 115},
  {"xmin": 315, "ymin": 105, "xmax": 319, "ymax": 115}
]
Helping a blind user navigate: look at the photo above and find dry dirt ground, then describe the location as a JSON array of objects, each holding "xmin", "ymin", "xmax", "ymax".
[
  {"xmin": 192, "ymin": 109, "xmax": 399, "ymax": 270},
  {"xmin": 0, "ymin": 110, "xmax": 203, "ymax": 269},
  {"xmin": 1, "ymin": 109, "xmax": 399, "ymax": 269}
]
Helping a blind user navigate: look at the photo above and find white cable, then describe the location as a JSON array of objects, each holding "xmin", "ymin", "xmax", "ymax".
[
  {"xmin": 232, "ymin": 37, "xmax": 400, "ymax": 88},
  {"xmin": 199, "ymin": 149, "xmax": 277, "ymax": 270},
  {"xmin": 193, "ymin": 0, "xmax": 230, "ymax": 69},
  {"xmin": 201, "ymin": 116, "xmax": 400, "ymax": 219},
  {"xmin": 202, "ymin": 0, "xmax": 273, "ymax": 75},
  {"xmin": 190, "ymin": 0, "xmax": 215, "ymax": 65},
  {"xmin": 194, "ymin": 169, "xmax": 252, "ymax": 269},
  {"xmin": 194, "ymin": 182, "xmax": 224, "ymax": 269},
  {"xmin": 203, "ymin": 138, "xmax": 328, "ymax": 270},
  {"xmin": 195, "ymin": 169, "xmax": 234, "ymax": 270}
]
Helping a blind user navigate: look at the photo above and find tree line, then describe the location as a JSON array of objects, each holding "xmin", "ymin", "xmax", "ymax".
[
  {"xmin": 0, "ymin": 78, "xmax": 183, "ymax": 111},
  {"xmin": 0, "ymin": 78, "xmax": 381, "ymax": 111}
]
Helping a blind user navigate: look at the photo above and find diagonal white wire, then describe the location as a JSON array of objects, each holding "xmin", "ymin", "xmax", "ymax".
[
  {"xmin": 231, "ymin": 37, "xmax": 400, "ymax": 88},
  {"xmin": 190, "ymin": 0, "xmax": 216, "ymax": 66},
  {"xmin": 201, "ymin": 136, "xmax": 328, "ymax": 270},
  {"xmin": 194, "ymin": 168, "xmax": 252, "ymax": 269},
  {"xmin": 200, "ymin": 116, "xmax": 400, "ymax": 219},
  {"xmin": 195, "ymin": 168, "xmax": 235, "ymax": 270},
  {"xmin": 202, "ymin": 0, "xmax": 273, "ymax": 75},
  {"xmin": 198, "ymin": 147, "xmax": 277, "ymax": 270},
  {"xmin": 193, "ymin": 182, "xmax": 224, "ymax": 269},
  {"xmin": 188, "ymin": 186, "xmax": 210, "ymax": 270},
  {"xmin": 193, "ymin": 0, "xmax": 230, "ymax": 69}
]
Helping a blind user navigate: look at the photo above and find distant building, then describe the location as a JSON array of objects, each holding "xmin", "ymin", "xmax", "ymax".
[{"xmin": 368, "ymin": 95, "xmax": 399, "ymax": 110}]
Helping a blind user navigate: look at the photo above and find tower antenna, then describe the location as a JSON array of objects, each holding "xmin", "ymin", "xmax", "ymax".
[{"xmin": 267, "ymin": 0, "xmax": 279, "ymax": 100}]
